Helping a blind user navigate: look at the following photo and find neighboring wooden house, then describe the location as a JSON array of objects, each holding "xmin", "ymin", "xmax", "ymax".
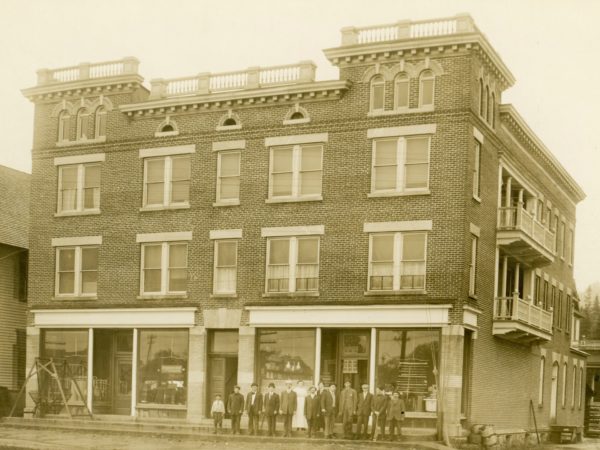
[{"xmin": 0, "ymin": 165, "xmax": 29, "ymax": 396}]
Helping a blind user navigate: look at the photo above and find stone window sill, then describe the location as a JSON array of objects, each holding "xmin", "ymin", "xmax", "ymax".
[
  {"xmin": 210, "ymin": 293, "xmax": 238, "ymax": 299},
  {"xmin": 154, "ymin": 130, "xmax": 180, "ymax": 138},
  {"xmin": 262, "ymin": 292, "xmax": 319, "ymax": 298},
  {"xmin": 140, "ymin": 204, "xmax": 190, "ymax": 212},
  {"xmin": 364, "ymin": 290, "xmax": 427, "ymax": 296},
  {"xmin": 137, "ymin": 294, "xmax": 188, "ymax": 300},
  {"xmin": 266, "ymin": 196, "xmax": 322, "ymax": 204},
  {"xmin": 55, "ymin": 210, "xmax": 101, "ymax": 217},
  {"xmin": 53, "ymin": 295, "xmax": 98, "ymax": 301},
  {"xmin": 367, "ymin": 106, "xmax": 434, "ymax": 117},
  {"xmin": 283, "ymin": 118, "xmax": 311, "ymax": 125},
  {"xmin": 368, "ymin": 190, "xmax": 430, "ymax": 198},
  {"xmin": 216, "ymin": 124, "xmax": 242, "ymax": 131},
  {"xmin": 56, "ymin": 136, "xmax": 106, "ymax": 147},
  {"xmin": 213, "ymin": 200, "xmax": 240, "ymax": 207}
]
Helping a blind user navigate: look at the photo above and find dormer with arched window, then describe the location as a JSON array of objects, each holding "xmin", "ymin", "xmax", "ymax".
[
  {"xmin": 283, "ymin": 104, "xmax": 310, "ymax": 125},
  {"xmin": 419, "ymin": 70, "xmax": 434, "ymax": 108},
  {"xmin": 154, "ymin": 117, "xmax": 180, "ymax": 137},
  {"xmin": 76, "ymin": 108, "xmax": 91, "ymax": 141},
  {"xmin": 216, "ymin": 111, "xmax": 242, "ymax": 131},
  {"xmin": 370, "ymin": 75, "xmax": 385, "ymax": 112}
]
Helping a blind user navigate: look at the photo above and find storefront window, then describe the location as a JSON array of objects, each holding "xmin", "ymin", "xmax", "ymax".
[
  {"xmin": 41, "ymin": 330, "xmax": 88, "ymax": 404},
  {"xmin": 258, "ymin": 329, "xmax": 315, "ymax": 392},
  {"xmin": 376, "ymin": 329, "xmax": 440, "ymax": 412},
  {"xmin": 138, "ymin": 329, "xmax": 188, "ymax": 406}
]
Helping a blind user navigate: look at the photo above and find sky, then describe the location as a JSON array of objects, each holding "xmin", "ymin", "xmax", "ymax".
[{"xmin": 1, "ymin": 0, "xmax": 599, "ymax": 290}]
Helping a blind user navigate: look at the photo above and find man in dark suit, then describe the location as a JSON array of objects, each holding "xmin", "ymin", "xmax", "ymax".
[
  {"xmin": 355, "ymin": 383, "xmax": 373, "ymax": 439},
  {"xmin": 320, "ymin": 383, "xmax": 337, "ymax": 439},
  {"xmin": 279, "ymin": 380, "xmax": 297, "ymax": 437},
  {"xmin": 263, "ymin": 382, "xmax": 280, "ymax": 436},
  {"xmin": 227, "ymin": 385, "xmax": 245, "ymax": 434},
  {"xmin": 245, "ymin": 383, "xmax": 263, "ymax": 435},
  {"xmin": 339, "ymin": 380, "xmax": 357, "ymax": 439},
  {"xmin": 316, "ymin": 381, "xmax": 325, "ymax": 432},
  {"xmin": 304, "ymin": 386, "xmax": 320, "ymax": 438},
  {"xmin": 371, "ymin": 385, "xmax": 389, "ymax": 441}
]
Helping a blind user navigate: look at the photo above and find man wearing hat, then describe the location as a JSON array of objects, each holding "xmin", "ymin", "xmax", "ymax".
[
  {"xmin": 280, "ymin": 380, "xmax": 298, "ymax": 437},
  {"xmin": 263, "ymin": 382, "xmax": 280, "ymax": 437},
  {"xmin": 246, "ymin": 383, "xmax": 263, "ymax": 435},
  {"xmin": 227, "ymin": 385, "xmax": 245, "ymax": 435}
]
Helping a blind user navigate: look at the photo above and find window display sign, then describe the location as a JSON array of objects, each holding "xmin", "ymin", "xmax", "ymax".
[{"xmin": 343, "ymin": 358, "xmax": 358, "ymax": 374}]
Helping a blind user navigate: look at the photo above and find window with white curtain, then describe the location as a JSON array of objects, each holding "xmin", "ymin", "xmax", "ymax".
[
  {"xmin": 538, "ymin": 356, "xmax": 545, "ymax": 406},
  {"xmin": 57, "ymin": 163, "xmax": 101, "ymax": 213},
  {"xmin": 419, "ymin": 70, "xmax": 434, "ymax": 107},
  {"xmin": 216, "ymin": 151, "xmax": 240, "ymax": 204},
  {"xmin": 141, "ymin": 242, "xmax": 188, "ymax": 295},
  {"xmin": 143, "ymin": 154, "xmax": 190, "ymax": 208},
  {"xmin": 371, "ymin": 136, "xmax": 430, "ymax": 194},
  {"xmin": 58, "ymin": 110, "xmax": 71, "ymax": 142},
  {"xmin": 55, "ymin": 246, "xmax": 98, "ymax": 296},
  {"xmin": 394, "ymin": 73, "xmax": 409, "ymax": 109},
  {"xmin": 95, "ymin": 106, "xmax": 107, "ymax": 139},
  {"xmin": 473, "ymin": 140, "xmax": 481, "ymax": 199},
  {"xmin": 561, "ymin": 362, "xmax": 567, "ymax": 408},
  {"xmin": 269, "ymin": 144, "xmax": 322, "ymax": 200},
  {"xmin": 76, "ymin": 108, "xmax": 90, "ymax": 140},
  {"xmin": 369, "ymin": 232, "xmax": 427, "ymax": 291},
  {"xmin": 266, "ymin": 236, "xmax": 319, "ymax": 293},
  {"xmin": 213, "ymin": 240, "xmax": 238, "ymax": 294},
  {"xmin": 469, "ymin": 235, "xmax": 478, "ymax": 296}
]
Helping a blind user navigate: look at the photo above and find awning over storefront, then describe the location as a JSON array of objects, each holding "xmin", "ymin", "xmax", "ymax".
[
  {"xmin": 246, "ymin": 304, "xmax": 452, "ymax": 327},
  {"xmin": 32, "ymin": 307, "xmax": 197, "ymax": 328}
]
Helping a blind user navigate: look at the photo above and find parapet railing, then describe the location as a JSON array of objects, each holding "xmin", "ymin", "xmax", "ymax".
[
  {"xmin": 340, "ymin": 14, "xmax": 477, "ymax": 46},
  {"xmin": 36, "ymin": 57, "xmax": 140, "ymax": 85},
  {"xmin": 150, "ymin": 61, "xmax": 316, "ymax": 99}
]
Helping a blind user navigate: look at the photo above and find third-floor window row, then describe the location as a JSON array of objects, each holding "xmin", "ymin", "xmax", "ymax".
[
  {"xmin": 51, "ymin": 225, "xmax": 431, "ymax": 298},
  {"xmin": 54, "ymin": 131, "xmax": 433, "ymax": 214}
]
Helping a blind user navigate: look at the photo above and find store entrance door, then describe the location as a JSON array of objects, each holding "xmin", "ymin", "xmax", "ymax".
[
  {"xmin": 206, "ymin": 330, "xmax": 239, "ymax": 418},
  {"xmin": 320, "ymin": 329, "xmax": 370, "ymax": 393}
]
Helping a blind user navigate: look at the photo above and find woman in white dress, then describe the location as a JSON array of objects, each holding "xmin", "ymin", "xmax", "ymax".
[{"xmin": 292, "ymin": 380, "xmax": 308, "ymax": 430}]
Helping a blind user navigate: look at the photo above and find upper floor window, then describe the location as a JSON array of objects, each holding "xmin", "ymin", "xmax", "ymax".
[
  {"xmin": 266, "ymin": 236, "xmax": 319, "ymax": 293},
  {"xmin": 566, "ymin": 228, "xmax": 574, "ymax": 266},
  {"xmin": 58, "ymin": 163, "xmax": 101, "ymax": 214},
  {"xmin": 95, "ymin": 106, "xmax": 107, "ymax": 139},
  {"xmin": 370, "ymin": 75, "xmax": 385, "ymax": 112},
  {"xmin": 473, "ymin": 139, "xmax": 481, "ymax": 199},
  {"xmin": 216, "ymin": 151, "xmax": 240, "ymax": 204},
  {"xmin": 491, "ymin": 93, "xmax": 496, "ymax": 128},
  {"xmin": 269, "ymin": 144, "xmax": 322, "ymax": 201},
  {"xmin": 55, "ymin": 245, "xmax": 98, "ymax": 297},
  {"xmin": 538, "ymin": 356, "xmax": 545, "ymax": 406},
  {"xmin": 394, "ymin": 73, "xmax": 409, "ymax": 109},
  {"xmin": 289, "ymin": 112, "xmax": 304, "ymax": 120},
  {"xmin": 469, "ymin": 235, "xmax": 478, "ymax": 296},
  {"xmin": 419, "ymin": 70, "xmax": 434, "ymax": 107},
  {"xmin": 571, "ymin": 365, "xmax": 577, "ymax": 409},
  {"xmin": 371, "ymin": 136, "xmax": 430, "ymax": 194},
  {"xmin": 485, "ymin": 86, "xmax": 490, "ymax": 124},
  {"xmin": 558, "ymin": 221, "xmax": 566, "ymax": 259},
  {"xmin": 213, "ymin": 240, "xmax": 238, "ymax": 294},
  {"xmin": 58, "ymin": 110, "xmax": 70, "ymax": 142},
  {"xmin": 141, "ymin": 242, "xmax": 188, "ymax": 295},
  {"xmin": 561, "ymin": 363, "xmax": 567, "ymax": 408},
  {"xmin": 368, "ymin": 232, "xmax": 426, "ymax": 291},
  {"xmin": 76, "ymin": 108, "xmax": 91, "ymax": 140},
  {"xmin": 478, "ymin": 79, "xmax": 484, "ymax": 116},
  {"xmin": 143, "ymin": 154, "xmax": 190, "ymax": 208}
]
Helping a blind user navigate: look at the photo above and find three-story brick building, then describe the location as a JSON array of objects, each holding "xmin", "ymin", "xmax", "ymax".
[{"xmin": 22, "ymin": 14, "xmax": 585, "ymax": 437}]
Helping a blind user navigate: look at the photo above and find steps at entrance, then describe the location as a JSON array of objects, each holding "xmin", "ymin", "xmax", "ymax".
[{"xmin": 0, "ymin": 416, "xmax": 438, "ymax": 443}]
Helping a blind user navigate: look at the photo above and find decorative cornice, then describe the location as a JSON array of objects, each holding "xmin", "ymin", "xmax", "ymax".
[
  {"xmin": 118, "ymin": 80, "xmax": 351, "ymax": 117},
  {"xmin": 499, "ymin": 104, "xmax": 585, "ymax": 203}
]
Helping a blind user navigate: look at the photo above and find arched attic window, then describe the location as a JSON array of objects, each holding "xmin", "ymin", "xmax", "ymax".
[
  {"xmin": 58, "ymin": 110, "xmax": 71, "ymax": 142},
  {"xmin": 161, "ymin": 123, "xmax": 175, "ymax": 132},
  {"xmin": 223, "ymin": 117, "xmax": 237, "ymax": 126},
  {"xmin": 419, "ymin": 70, "xmax": 434, "ymax": 107},
  {"xmin": 370, "ymin": 75, "xmax": 385, "ymax": 112},
  {"xmin": 95, "ymin": 106, "xmax": 107, "ymax": 139},
  {"xmin": 289, "ymin": 112, "xmax": 304, "ymax": 120},
  {"xmin": 394, "ymin": 73, "xmax": 409, "ymax": 109},
  {"xmin": 76, "ymin": 108, "xmax": 90, "ymax": 140}
]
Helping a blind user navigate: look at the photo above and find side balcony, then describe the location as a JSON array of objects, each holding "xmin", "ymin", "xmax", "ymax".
[
  {"xmin": 493, "ymin": 295, "xmax": 553, "ymax": 344},
  {"xmin": 497, "ymin": 206, "xmax": 555, "ymax": 267}
]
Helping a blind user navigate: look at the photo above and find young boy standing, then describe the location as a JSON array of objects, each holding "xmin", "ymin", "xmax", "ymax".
[{"xmin": 210, "ymin": 393, "xmax": 225, "ymax": 434}]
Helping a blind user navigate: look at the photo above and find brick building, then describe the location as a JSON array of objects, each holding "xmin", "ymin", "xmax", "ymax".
[
  {"xmin": 0, "ymin": 165, "xmax": 29, "ymax": 403},
  {"xmin": 22, "ymin": 14, "xmax": 586, "ymax": 436}
]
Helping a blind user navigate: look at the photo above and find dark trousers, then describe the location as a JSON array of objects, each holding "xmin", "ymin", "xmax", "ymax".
[
  {"xmin": 389, "ymin": 418, "xmax": 402, "ymax": 440},
  {"xmin": 266, "ymin": 414, "xmax": 277, "ymax": 436},
  {"xmin": 213, "ymin": 412, "xmax": 223, "ymax": 433},
  {"xmin": 283, "ymin": 414, "xmax": 293, "ymax": 436},
  {"xmin": 372, "ymin": 413, "xmax": 386, "ymax": 439},
  {"xmin": 342, "ymin": 411, "xmax": 353, "ymax": 437},
  {"xmin": 248, "ymin": 413, "xmax": 259, "ymax": 435},
  {"xmin": 356, "ymin": 414, "xmax": 369, "ymax": 437},
  {"xmin": 307, "ymin": 417, "xmax": 318, "ymax": 437},
  {"xmin": 230, "ymin": 414, "xmax": 241, "ymax": 434},
  {"xmin": 324, "ymin": 413, "xmax": 335, "ymax": 437}
]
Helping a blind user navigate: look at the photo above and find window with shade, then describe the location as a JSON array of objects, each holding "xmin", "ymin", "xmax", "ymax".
[
  {"xmin": 57, "ymin": 163, "xmax": 100, "ymax": 214},
  {"xmin": 394, "ymin": 73, "xmax": 409, "ymax": 109},
  {"xmin": 138, "ymin": 329, "xmax": 188, "ymax": 406},
  {"xmin": 371, "ymin": 136, "xmax": 430, "ymax": 195},
  {"xmin": 95, "ymin": 106, "xmax": 107, "ymax": 139},
  {"xmin": 213, "ymin": 240, "xmax": 238, "ymax": 294},
  {"xmin": 216, "ymin": 151, "xmax": 240, "ymax": 204},
  {"xmin": 369, "ymin": 232, "xmax": 427, "ymax": 291},
  {"xmin": 257, "ymin": 329, "xmax": 315, "ymax": 392},
  {"xmin": 269, "ymin": 144, "xmax": 322, "ymax": 201},
  {"xmin": 141, "ymin": 242, "xmax": 187, "ymax": 295},
  {"xmin": 58, "ymin": 110, "xmax": 71, "ymax": 142},
  {"xmin": 266, "ymin": 236, "xmax": 319, "ymax": 293},
  {"xmin": 419, "ymin": 70, "xmax": 434, "ymax": 108},
  {"xmin": 55, "ymin": 246, "xmax": 98, "ymax": 297},
  {"xmin": 370, "ymin": 75, "xmax": 385, "ymax": 112},
  {"xmin": 76, "ymin": 108, "xmax": 91, "ymax": 140},
  {"xmin": 143, "ymin": 155, "xmax": 190, "ymax": 208}
]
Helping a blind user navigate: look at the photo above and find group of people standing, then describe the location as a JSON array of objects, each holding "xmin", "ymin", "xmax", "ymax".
[{"xmin": 210, "ymin": 379, "xmax": 406, "ymax": 441}]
